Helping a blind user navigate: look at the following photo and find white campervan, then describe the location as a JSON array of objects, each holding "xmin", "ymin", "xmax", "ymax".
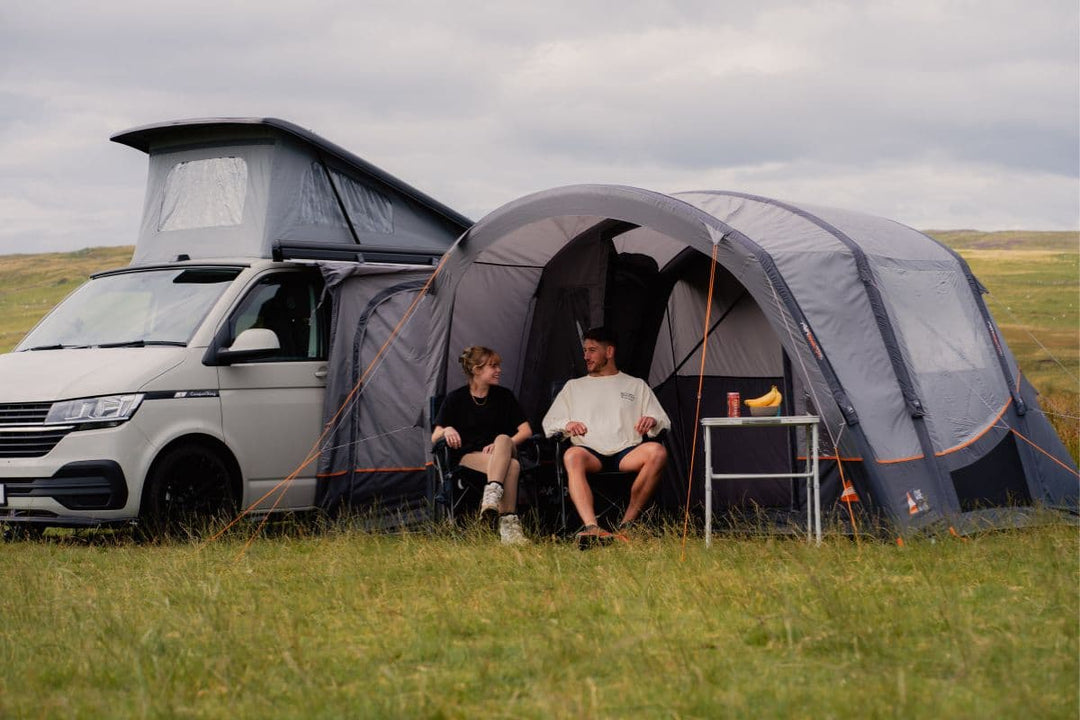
[{"xmin": 0, "ymin": 118, "xmax": 470, "ymax": 533}]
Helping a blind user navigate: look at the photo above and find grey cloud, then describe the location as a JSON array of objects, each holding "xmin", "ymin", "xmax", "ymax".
[{"xmin": 0, "ymin": 0, "xmax": 1077, "ymax": 255}]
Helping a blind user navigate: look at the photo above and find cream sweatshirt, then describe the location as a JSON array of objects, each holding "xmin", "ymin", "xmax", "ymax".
[{"xmin": 541, "ymin": 372, "xmax": 671, "ymax": 455}]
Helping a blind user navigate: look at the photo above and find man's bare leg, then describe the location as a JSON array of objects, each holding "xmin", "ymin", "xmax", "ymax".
[
  {"xmin": 619, "ymin": 442, "xmax": 668, "ymax": 525},
  {"xmin": 563, "ymin": 446, "xmax": 602, "ymax": 528}
]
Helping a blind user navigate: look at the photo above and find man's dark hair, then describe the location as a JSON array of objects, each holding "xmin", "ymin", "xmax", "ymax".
[{"xmin": 583, "ymin": 326, "xmax": 617, "ymax": 346}]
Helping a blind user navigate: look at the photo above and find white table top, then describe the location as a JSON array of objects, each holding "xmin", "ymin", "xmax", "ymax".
[{"xmin": 701, "ymin": 414, "xmax": 820, "ymax": 427}]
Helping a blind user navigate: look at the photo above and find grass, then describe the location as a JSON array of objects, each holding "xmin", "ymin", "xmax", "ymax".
[{"xmin": 0, "ymin": 519, "xmax": 1076, "ymax": 718}]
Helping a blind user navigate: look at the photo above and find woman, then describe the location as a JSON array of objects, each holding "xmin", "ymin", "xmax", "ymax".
[{"xmin": 432, "ymin": 346, "xmax": 532, "ymax": 544}]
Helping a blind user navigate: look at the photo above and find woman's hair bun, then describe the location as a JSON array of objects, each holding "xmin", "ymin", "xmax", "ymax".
[{"xmin": 459, "ymin": 345, "xmax": 499, "ymax": 378}]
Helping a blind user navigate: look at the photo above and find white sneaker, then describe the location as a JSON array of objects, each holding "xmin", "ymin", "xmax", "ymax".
[
  {"xmin": 480, "ymin": 482, "xmax": 503, "ymax": 520},
  {"xmin": 499, "ymin": 513, "xmax": 529, "ymax": 545}
]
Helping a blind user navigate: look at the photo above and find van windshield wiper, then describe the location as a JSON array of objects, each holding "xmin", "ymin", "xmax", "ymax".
[
  {"xmin": 95, "ymin": 340, "xmax": 188, "ymax": 348},
  {"xmin": 24, "ymin": 343, "xmax": 88, "ymax": 351}
]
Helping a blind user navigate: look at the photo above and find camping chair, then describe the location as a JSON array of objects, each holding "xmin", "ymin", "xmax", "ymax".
[
  {"xmin": 428, "ymin": 396, "xmax": 553, "ymax": 527},
  {"xmin": 551, "ymin": 430, "xmax": 668, "ymax": 533},
  {"xmin": 543, "ymin": 379, "xmax": 667, "ymax": 534}
]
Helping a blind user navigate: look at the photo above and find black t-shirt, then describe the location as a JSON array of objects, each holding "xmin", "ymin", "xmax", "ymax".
[{"xmin": 434, "ymin": 385, "xmax": 526, "ymax": 457}]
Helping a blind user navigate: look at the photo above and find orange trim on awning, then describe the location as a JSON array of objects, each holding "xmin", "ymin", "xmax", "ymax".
[
  {"xmin": 934, "ymin": 397, "xmax": 1012, "ymax": 458},
  {"xmin": 876, "ymin": 453, "xmax": 925, "ymax": 465},
  {"xmin": 871, "ymin": 397, "xmax": 1014, "ymax": 465}
]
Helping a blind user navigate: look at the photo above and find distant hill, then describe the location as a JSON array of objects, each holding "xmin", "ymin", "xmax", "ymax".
[
  {"xmin": 0, "ymin": 246, "xmax": 134, "ymax": 352},
  {"xmin": 927, "ymin": 230, "xmax": 1078, "ymax": 252}
]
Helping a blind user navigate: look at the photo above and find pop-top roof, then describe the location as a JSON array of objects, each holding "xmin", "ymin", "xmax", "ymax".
[{"xmin": 111, "ymin": 117, "xmax": 471, "ymax": 265}]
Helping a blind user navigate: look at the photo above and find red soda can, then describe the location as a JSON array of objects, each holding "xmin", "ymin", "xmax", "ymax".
[{"xmin": 727, "ymin": 392, "xmax": 741, "ymax": 417}]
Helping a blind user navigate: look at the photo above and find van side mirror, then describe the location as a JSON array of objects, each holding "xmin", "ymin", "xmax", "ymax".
[{"xmin": 216, "ymin": 328, "xmax": 280, "ymax": 365}]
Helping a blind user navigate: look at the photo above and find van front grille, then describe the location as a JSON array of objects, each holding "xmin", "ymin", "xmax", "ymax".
[
  {"xmin": 0, "ymin": 428, "xmax": 72, "ymax": 458},
  {"xmin": 0, "ymin": 402, "xmax": 52, "ymax": 425}
]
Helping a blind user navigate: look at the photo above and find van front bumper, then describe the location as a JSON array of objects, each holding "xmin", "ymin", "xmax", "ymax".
[
  {"xmin": 0, "ymin": 418, "xmax": 155, "ymax": 526},
  {"xmin": 3, "ymin": 460, "xmax": 127, "ymax": 509}
]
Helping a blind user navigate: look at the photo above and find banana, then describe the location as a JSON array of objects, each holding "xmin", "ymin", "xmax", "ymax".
[
  {"xmin": 745, "ymin": 385, "xmax": 781, "ymax": 407},
  {"xmin": 743, "ymin": 388, "xmax": 771, "ymax": 407}
]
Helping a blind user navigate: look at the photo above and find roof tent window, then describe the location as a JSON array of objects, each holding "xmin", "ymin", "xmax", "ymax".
[
  {"xmin": 299, "ymin": 163, "xmax": 393, "ymax": 234},
  {"xmin": 158, "ymin": 157, "xmax": 248, "ymax": 231}
]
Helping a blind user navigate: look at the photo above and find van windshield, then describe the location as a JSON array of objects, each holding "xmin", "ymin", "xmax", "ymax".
[{"xmin": 17, "ymin": 267, "xmax": 243, "ymax": 350}]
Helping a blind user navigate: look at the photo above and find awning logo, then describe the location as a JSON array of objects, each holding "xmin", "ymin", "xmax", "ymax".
[
  {"xmin": 906, "ymin": 488, "xmax": 930, "ymax": 515},
  {"xmin": 840, "ymin": 482, "xmax": 859, "ymax": 503}
]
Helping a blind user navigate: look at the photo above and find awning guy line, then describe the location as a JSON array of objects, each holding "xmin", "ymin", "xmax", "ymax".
[{"xmin": 681, "ymin": 243, "xmax": 720, "ymax": 560}]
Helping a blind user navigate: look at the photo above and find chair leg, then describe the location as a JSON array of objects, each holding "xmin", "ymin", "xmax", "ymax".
[{"xmin": 557, "ymin": 466, "xmax": 568, "ymax": 534}]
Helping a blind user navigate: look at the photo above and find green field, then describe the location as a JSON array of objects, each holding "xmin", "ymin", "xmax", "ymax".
[
  {"xmin": 1, "ymin": 521, "xmax": 1077, "ymax": 718},
  {"xmin": 0, "ymin": 234, "xmax": 1077, "ymax": 717}
]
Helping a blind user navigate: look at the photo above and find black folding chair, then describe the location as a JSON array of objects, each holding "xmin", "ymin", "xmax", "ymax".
[
  {"xmin": 551, "ymin": 431, "xmax": 668, "ymax": 532},
  {"xmin": 430, "ymin": 438, "xmax": 477, "ymax": 525},
  {"xmin": 428, "ymin": 396, "xmax": 551, "ymax": 527}
]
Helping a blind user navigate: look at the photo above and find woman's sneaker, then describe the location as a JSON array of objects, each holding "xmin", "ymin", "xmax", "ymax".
[
  {"xmin": 480, "ymin": 482, "xmax": 503, "ymax": 522},
  {"xmin": 498, "ymin": 513, "xmax": 529, "ymax": 545}
]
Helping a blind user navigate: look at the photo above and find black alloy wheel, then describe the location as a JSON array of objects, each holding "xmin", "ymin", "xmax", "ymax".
[{"xmin": 139, "ymin": 443, "xmax": 238, "ymax": 539}]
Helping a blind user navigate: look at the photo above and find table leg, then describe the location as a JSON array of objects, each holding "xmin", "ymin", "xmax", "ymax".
[
  {"xmin": 704, "ymin": 426, "xmax": 713, "ymax": 548},
  {"xmin": 813, "ymin": 423, "xmax": 821, "ymax": 544},
  {"xmin": 805, "ymin": 425, "xmax": 812, "ymax": 542}
]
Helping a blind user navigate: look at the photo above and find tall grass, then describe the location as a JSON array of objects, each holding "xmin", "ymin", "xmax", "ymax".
[{"xmin": 0, "ymin": 520, "xmax": 1076, "ymax": 718}]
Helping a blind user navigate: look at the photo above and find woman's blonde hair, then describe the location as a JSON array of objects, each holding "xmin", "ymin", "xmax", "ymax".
[{"xmin": 459, "ymin": 346, "xmax": 501, "ymax": 378}]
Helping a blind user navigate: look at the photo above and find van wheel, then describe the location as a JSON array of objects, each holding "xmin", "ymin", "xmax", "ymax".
[{"xmin": 139, "ymin": 443, "xmax": 238, "ymax": 538}]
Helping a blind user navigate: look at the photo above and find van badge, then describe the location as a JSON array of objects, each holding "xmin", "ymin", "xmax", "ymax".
[{"xmin": 173, "ymin": 390, "xmax": 219, "ymax": 399}]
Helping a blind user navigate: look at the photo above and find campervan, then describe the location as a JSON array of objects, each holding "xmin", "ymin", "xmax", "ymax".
[{"xmin": 0, "ymin": 118, "xmax": 470, "ymax": 532}]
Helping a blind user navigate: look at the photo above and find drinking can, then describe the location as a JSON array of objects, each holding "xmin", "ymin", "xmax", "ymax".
[{"xmin": 727, "ymin": 392, "xmax": 741, "ymax": 417}]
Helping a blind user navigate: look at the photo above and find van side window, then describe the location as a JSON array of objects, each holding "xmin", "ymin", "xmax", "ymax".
[{"xmin": 229, "ymin": 273, "xmax": 329, "ymax": 361}]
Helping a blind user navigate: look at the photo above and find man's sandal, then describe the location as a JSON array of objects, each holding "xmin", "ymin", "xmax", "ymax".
[{"xmin": 575, "ymin": 524, "xmax": 616, "ymax": 550}]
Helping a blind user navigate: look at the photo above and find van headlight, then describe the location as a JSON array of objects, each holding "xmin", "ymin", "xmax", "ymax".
[{"xmin": 45, "ymin": 394, "xmax": 145, "ymax": 427}]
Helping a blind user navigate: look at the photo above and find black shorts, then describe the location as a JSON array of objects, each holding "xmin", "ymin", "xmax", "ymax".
[{"xmin": 583, "ymin": 444, "xmax": 639, "ymax": 473}]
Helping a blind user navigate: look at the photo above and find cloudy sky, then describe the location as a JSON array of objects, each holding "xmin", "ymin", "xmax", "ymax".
[{"xmin": 1, "ymin": 0, "xmax": 1077, "ymax": 255}]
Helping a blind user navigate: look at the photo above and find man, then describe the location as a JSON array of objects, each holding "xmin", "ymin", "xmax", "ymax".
[{"xmin": 542, "ymin": 327, "xmax": 670, "ymax": 546}]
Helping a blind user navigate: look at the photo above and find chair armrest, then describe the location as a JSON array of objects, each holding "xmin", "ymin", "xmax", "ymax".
[
  {"xmin": 431, "ymin": 437, "xmax": 453, "ymax": 472},
  {"xmin": 545, "ymin": 430, "xmax": 570, "ymax": 445}
]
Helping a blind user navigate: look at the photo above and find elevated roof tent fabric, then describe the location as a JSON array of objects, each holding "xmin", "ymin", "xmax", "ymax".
[
  {"xmin": 418, "ymin": 184, "xmax": 1077, "ymax": 534},
  {"xmin": 111, "ymin": 117, "xmax": 472, "ymax": 265}
]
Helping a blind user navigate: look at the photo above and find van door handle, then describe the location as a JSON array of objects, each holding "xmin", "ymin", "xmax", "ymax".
[{"xmin": 314, "ymin": 366, "xmax": 328, "ymax": 379}]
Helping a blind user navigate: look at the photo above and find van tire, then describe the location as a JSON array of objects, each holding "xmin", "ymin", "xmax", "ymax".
[{"xmin": 139, "ymin": 442, "xmax": 238, "ymax": 539}]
